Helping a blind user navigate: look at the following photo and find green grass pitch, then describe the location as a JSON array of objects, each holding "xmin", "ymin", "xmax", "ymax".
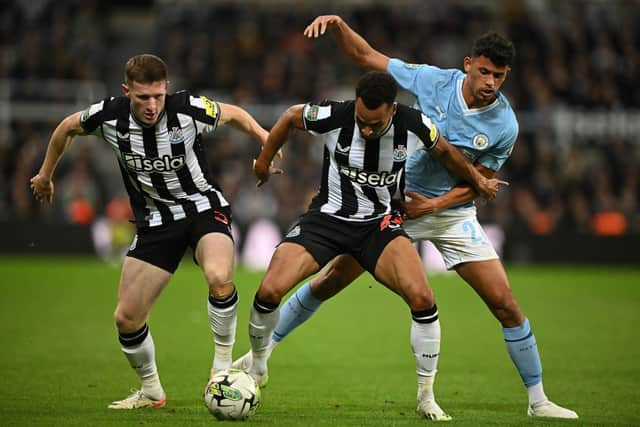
[{"xmin": 0, "ymin": 256, "xmax": 639, "ymax": 426}]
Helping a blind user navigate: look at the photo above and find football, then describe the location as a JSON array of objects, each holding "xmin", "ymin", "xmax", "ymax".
[{"xmin": 204, "ymin": 369, "xmax": 261, "ymax": 420}]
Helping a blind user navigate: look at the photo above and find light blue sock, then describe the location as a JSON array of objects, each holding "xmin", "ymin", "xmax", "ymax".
[
  {"xmin": 503, "ymin": 318, "xmax": 542, "ymax": 387},
  {"xmin": 272, "ymin": 282, "xmax": 322, "ymax": 342}
]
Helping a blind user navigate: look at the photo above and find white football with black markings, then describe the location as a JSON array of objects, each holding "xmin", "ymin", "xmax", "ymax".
[{"xmin": 204, "ymin": 368, "xmax": 261, "ymax": 420}]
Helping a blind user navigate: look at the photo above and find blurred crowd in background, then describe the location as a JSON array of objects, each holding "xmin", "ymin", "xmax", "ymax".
[{"xmin": 1, "ymin": 0, "xmax": 639, "ymax": 248}]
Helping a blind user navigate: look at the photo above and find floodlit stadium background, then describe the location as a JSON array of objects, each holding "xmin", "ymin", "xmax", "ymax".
[
  {"xmin": 1, "ymin": 0, "xmax": 639, "ymax": 265},
  {"xmin": 1, "ymin": 2, "xmax": 639, "ymax": 426}
]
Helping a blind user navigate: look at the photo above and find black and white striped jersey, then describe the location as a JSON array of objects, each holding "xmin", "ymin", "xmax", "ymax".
[
  {"xmin": 303, "ymin": 100, "xmax": 440, "ymax": 222},
  {"xmin": 80, "ymin": 91, "xmax": 228, "ymax": 228}
]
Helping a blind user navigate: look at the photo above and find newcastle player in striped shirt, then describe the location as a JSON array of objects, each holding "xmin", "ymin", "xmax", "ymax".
[
  {"xmin": 30, "ymin": 54, "xmax": 271, "ymax": 409},
  {"xmin": 245, "ymin": 71, "xmax": 506, "ymax": 416}
]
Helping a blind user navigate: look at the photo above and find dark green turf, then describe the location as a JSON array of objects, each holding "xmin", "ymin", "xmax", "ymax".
[{"xmin": 0, "ymin": 257, "xmax": 638, "ymax": 426}]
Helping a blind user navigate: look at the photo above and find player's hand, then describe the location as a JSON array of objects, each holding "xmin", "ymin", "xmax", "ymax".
[
  {"xmin": 253, "ymin": 159, "xmax": 283, "ymax": 187},
  {"xmin": 30, "ymin": 174, "xmax": 55, "ymax": 204},
  {"xmin": 401, "ymin": 191, "xmax": 441, "ymax": 219},
  {"xmin": 476, "ymin": 177, "xmax": 509, "ymax": 200},
  {"xmin": 303, "ymin": 15, "xmax": 342, "ymax": 38}
]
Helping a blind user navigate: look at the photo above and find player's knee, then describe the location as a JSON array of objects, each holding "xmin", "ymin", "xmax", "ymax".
[
  {"xmin": 404, "ymin": 285, "xmax": 435, "ymax": 312},
  {"xmin": 256, "ymin": 283, "xmax": 284, "ymax": 306},
  {"xmin": 491, "ymin": 290, "xmax": 523, "ymax": 327},
  {"xmin": 203, "ymin": 264, "xmax": 232, "ymax": 290},
  {"xmin": 114, "ymin": 306, "xmax": 144, "ymax": 332}
]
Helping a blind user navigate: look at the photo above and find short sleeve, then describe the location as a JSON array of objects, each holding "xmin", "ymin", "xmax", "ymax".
[
  {"xmin": 188, "ymin": 95, "xmax": 221, "ymax": 133},
  {"xmin": 420, "ymin": 113, "xmax": 440, "ymax": 150},
  {"xmin": 302, "ymin": 101, "xmax": 347, "ymax": 135},
  {"xmin": 80, "ymin": 98, "xmax": 111, "ymax": 135},
  {"xmin": 387, "ymin": 58, "xmax": 439, "ymax": 97},
  {"xmin": 401, "ymin": 104, "xmax": 440, "ymax": 151}
]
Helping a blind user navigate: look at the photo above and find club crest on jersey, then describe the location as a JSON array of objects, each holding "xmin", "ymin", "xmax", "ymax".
[
  {"xmin": 168, "ymin": 126, "xmax": 184, "ymax": 144},
  {"xmin": 393, "ymin": 145, "xmax": 407, "ymax": 161},
  {"xmin": 472, "ymin": 134, "xmax": 489, "ymax": 149},
  {"xmin": 122, "ymin": 153, "xmax": 186, "ymax": 172},
  {"xmin": 286, "ymin": 225, "xmax": 301, "ymax": 238}
]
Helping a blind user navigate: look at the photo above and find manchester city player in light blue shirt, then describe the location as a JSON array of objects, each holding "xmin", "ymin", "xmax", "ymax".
[
  {"xmin": 231, "ymin": 15, "xmax": 578, "ymax": 421},
  {"xmin": 389, "ymin": 58, "xmax": 518, "ymax": 207}
]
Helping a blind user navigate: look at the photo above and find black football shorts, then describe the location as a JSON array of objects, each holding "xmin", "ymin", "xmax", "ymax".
[
  {"xmin": 127, "ymin": 207, "xmax": 233, "ymax": 273},
  {"xmin": 281, "ymin": 210, "xmax": 408, "ymax": 275}
]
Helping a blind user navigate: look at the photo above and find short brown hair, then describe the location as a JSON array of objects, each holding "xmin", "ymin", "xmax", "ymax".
[{"xmin": 124, "ymin": 54, "xmax": 168, "ymax": 84}]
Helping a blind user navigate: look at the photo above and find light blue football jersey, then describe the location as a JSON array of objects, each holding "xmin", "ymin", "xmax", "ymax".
[{"xmin": 388, "ymin": 58, "xmax": 519, "ymax": 208}]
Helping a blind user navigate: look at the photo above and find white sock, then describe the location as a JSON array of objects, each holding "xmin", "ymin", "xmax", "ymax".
[
  {"xmin": 212, "ymin": 344, "xmax": 233, "ymax": 373},
  {"xmin": 119, "ymin": 326, "xmax": 164, "ymax": 400},
  {"xmin": 120, "ymin": 327, "xmax": 157, "ymax": 378},
  {"xmin": 248, "ymin": 299, "xmax": 279, "ymax": 376},
  {"xmin": 527, "ymin": 382, "xmax": 548, "ymax": 406},
  {"xmin": 411, "ymin": 315, "xmax": 441, "ymax": 404},
  {"xmin": 417, "ymin": 374, "xmax": 436, "ymax": 402},
  {"xmin": 208, "ymin": 290, "xmax": 239, "ymax": 371},
  {"xmin": 411, "ymin": 318, "xmax": 441, "ymax": 377}
]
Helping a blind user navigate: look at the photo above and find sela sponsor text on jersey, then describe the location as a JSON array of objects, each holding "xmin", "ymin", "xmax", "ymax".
[
  {"xmin": 122, "ymin": 153, "xmax": 186, "ymax": 173},
  {"xmin": 339, "ymin": 165, "xmax": 398, "ymax": 187}
]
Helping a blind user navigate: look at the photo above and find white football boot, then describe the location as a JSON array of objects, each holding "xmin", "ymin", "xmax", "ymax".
[
  {"xmin": 231, "ymin": 350, "xmax": 253, "ymax": 371},
  {"xmin": 108, "ymin": 389, "xmax": 167, "ymax": 409},
  {"xmin": 232, "ymin": 346, "xmax": 272, "ymax": 388},
  {"xmin": 528, "ymin": 400, "xmax": 578, "ymax": 419}
]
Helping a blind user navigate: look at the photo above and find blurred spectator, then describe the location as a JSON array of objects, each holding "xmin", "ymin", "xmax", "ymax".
[
  {"xmin": 58, "ymin": 145, "xmax": 101, "ymax": 224},
  {"xmin": 92, "ymin": 194, "xmax": 135, "ymax": 261},
  {"xmin": 1, "ymin": 0, "xmax": 639, "ymax": 238}
]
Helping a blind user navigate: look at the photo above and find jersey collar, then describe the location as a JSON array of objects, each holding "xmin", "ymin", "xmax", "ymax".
[
  {"xmin": 355, "ymin": 102, "xmax": 395, "ymax": 140},
  {"xmin": 378, "ymin": 106, "xmax": 395, "ymax": 138}
]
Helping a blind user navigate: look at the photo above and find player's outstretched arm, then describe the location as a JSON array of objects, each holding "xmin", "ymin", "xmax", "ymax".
[
  {"xmin": 253, "ymin": 104, "xmax": 305, "ymax": 187},
  {"xmin": 217, "ymin": 102, "xmax": 270, "ymax": 147},
  {"xmin": 429, "ymin": 136, "xmax": 509, "ymax": 200},
  {"xmin": 303, "ymin": 15, "xmax": 389, "ymax": 72},
  {"xmin": 30, "ymin": 111, "xmax": 86, "ymax": 204},
  {"xmin": 402, "ymin": 165, "xmax": 500, "ymax": 218},
  {"xmin": 218, "ymin": 102, "xmax": 283, "ymax": 160}
]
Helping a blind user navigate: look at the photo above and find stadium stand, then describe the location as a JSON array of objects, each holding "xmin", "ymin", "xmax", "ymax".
[{"xmin": 1, "ymin": 0, "xmax": 638, "ymax": 261}]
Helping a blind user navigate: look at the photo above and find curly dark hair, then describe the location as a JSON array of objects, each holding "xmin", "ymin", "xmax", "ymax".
[
  {"xmin": 471, "ymin": 32, "xmax": 516, "ymax": 68},
  {"xmin": 355, "ymin": 71, "xmax": 398, "ymax": 109}
]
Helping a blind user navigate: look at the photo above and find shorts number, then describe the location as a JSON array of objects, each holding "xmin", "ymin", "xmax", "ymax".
[{"xmin": 462, "ymin": 220, "xmax": 486, "ymax": 244}]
